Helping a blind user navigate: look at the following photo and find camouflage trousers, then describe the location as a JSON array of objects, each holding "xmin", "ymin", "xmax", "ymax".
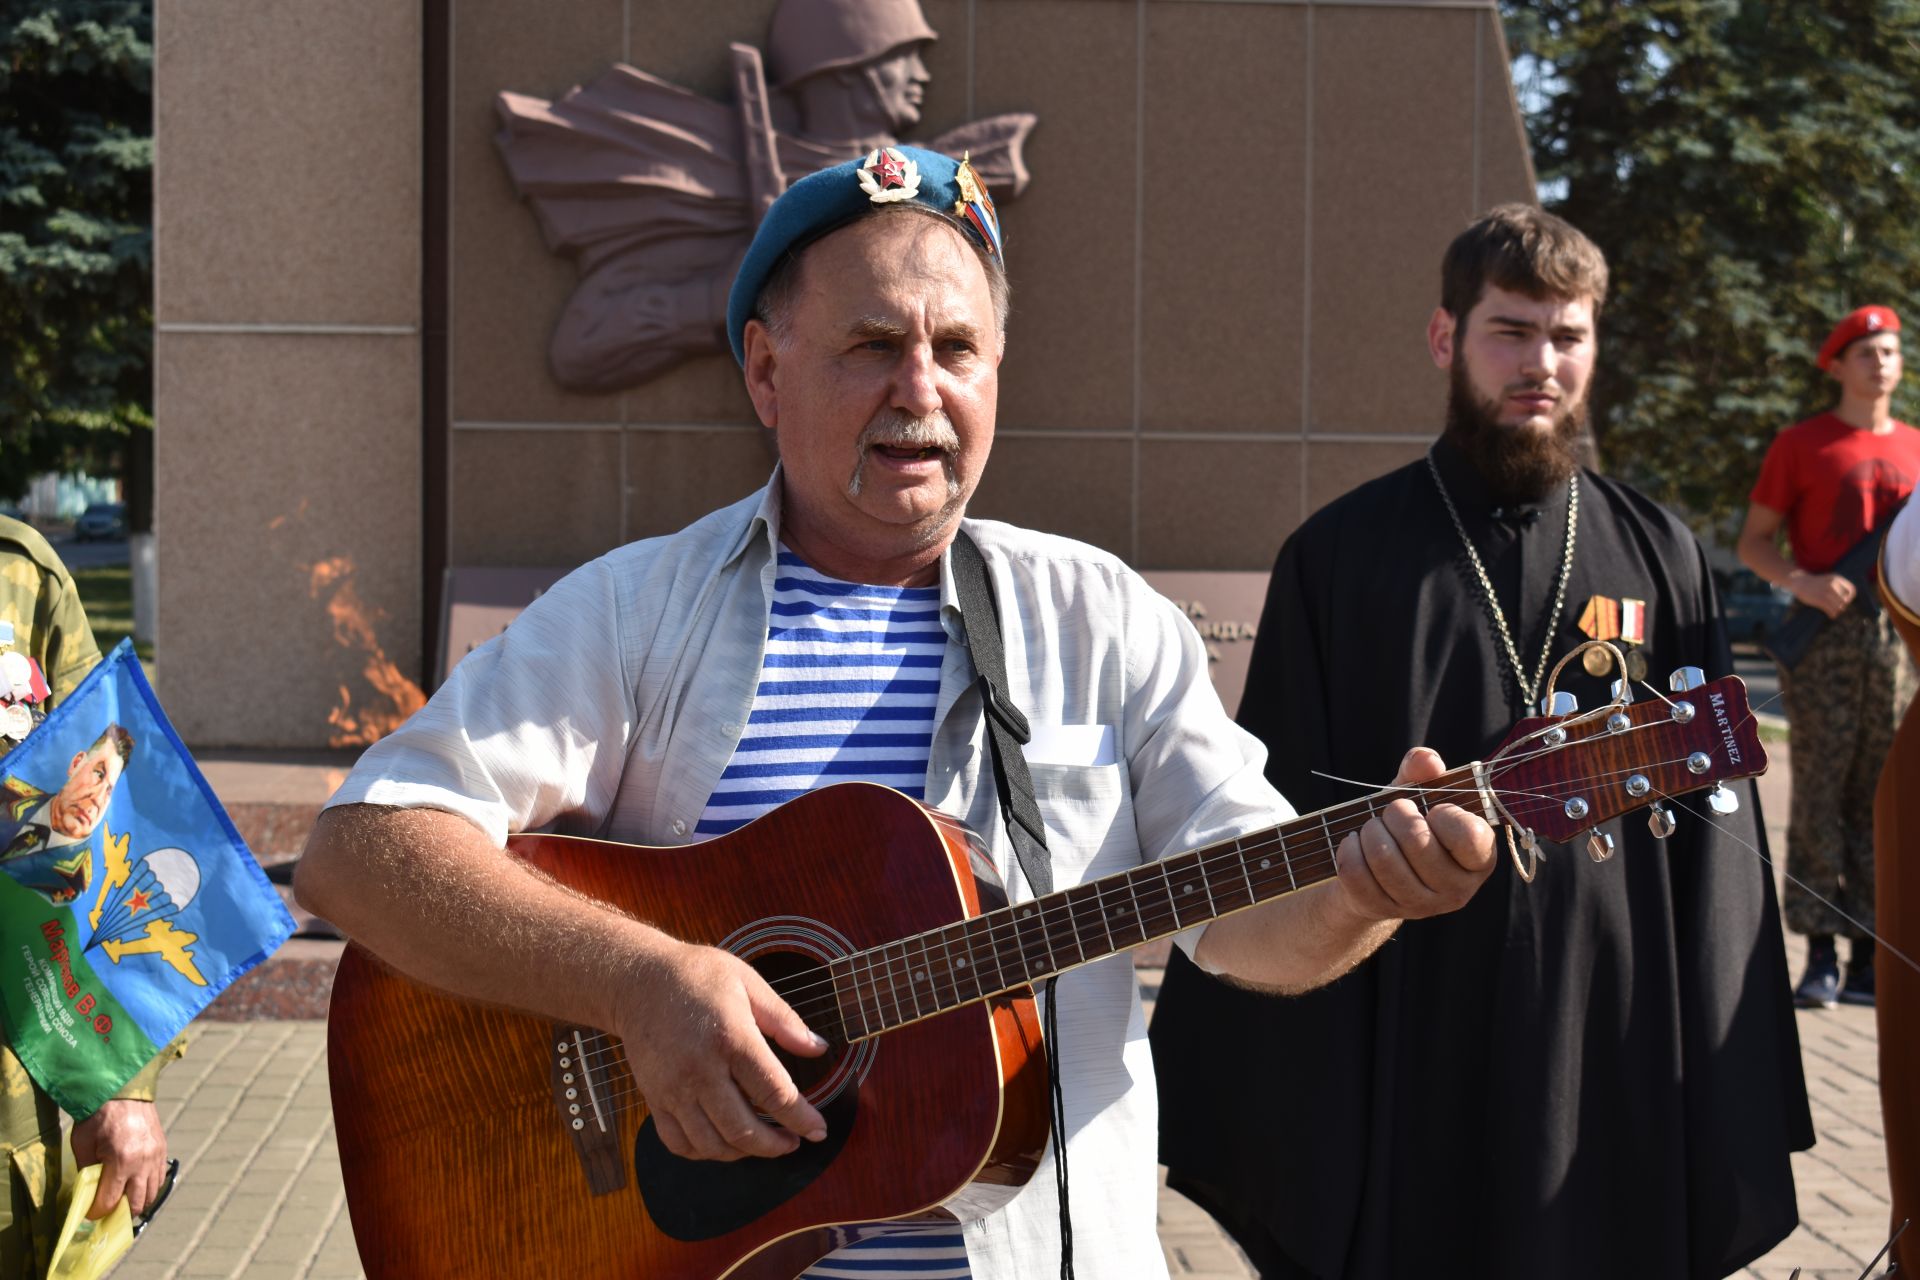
[
  {"xmin": 0, "ymin": 1035, "xmax": 184, "ymax": 1279},
  {"xmin": 0, "ymin": 1046, "xmax": 60, "ymax": 1280},
  {"xmin": 1780, "ymin": 608, "xmax": 1919, "ymax": 940}
]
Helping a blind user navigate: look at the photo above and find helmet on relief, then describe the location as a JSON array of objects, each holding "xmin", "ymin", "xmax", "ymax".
[{"xmin": 765, "ymin": 0, "xmax": 938, "ymax": 89}]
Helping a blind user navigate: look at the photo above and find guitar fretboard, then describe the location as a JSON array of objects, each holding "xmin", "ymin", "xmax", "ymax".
[{"xmin": 826, "ymin": 765, "xmax": 1483, "ymax": 1040}]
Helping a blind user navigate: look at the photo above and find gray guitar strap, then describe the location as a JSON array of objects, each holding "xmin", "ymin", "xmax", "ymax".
[
  {"xmin": 949, "ymin": 530, "xmax": 1075, "ymax": 1279},
  {"xmin": 949, "ymin": 530, "xmax": 1052, "ymax": 896}
]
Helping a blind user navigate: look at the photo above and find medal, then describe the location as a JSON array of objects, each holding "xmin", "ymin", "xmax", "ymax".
[
  {"xmin": 1577, "ymin": 595, "xmax": 1650, "ymax": 682},
  {"xmin": 0, "ymin": 651, "xmax": 30, "ymax": 700},
  {"xmin": 1578, "ymin": 595, "xmax": 1621, "ymax": 644},
  {"xmin": 2, "ymin": 702, "xmax": 31, "ymax": 741},
  {"xmin": 1624, "ymin": 646, "xmax": 1649, "ymax": 682},
  {"xmin": 1620, "ymin": 598, "xmax": 1647, "ymax": 646},
  {"xmin": 952, "ymin": 152, "xmax": 1004, "ymax": 259},
  {"xmin": 857, "ymin": 146, "xmax": 921, "ymax": 203}
]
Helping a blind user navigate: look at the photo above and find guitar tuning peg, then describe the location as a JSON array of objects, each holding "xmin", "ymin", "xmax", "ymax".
[
  {"xmin": 1538, "ymin": 691, "xmax": 1578, "ymax": 717},
  {"xmin": 1668, "ymin": 666, "xmax": 1706, "ymax": 692},
  {"xmin": 1706, "ymin": 783, "xmax": 1739, "ymax": 816},
  {"xmin": 1648, "ymin": 803, "xmax": 1677, "ymax": 839},
  {"xmin": 1586, "ymin": 831, "xmax": 1616, "ymax": 863}
]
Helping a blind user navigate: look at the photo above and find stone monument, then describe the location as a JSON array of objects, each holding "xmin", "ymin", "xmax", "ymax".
[{"xmin": 493, "ymin": 0, "xmax": 1037, "ymax": 392}]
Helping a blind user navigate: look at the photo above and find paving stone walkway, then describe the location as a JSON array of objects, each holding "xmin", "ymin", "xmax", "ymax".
[{"xmin": 95, "ymin": 741, "xmax": 1901, "ymax": 1278}]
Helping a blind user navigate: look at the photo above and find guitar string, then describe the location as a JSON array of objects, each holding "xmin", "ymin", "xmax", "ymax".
[
  {"xmin": 555, "ymin": 685, "xmax": 1775, "ymax": 1104},
  {"xmin": 567, "ymin": 783, "xmax": 1726, "ymax": 1103},
  {"xmin": 564, "ymin": 744, "xmax": 1738, "ymax": 1083},
  {"xmin": 1653, "ymin": 788, "xmax": 1920, "ymax": 982},
  {"xmin": 563, "ymin": 687, "xmax": 1766, "ymax": 1071},
  {"xmin": 561, "ymin": 723, "xmax": 1743, "ymax": 1064},
  {"xmin": 734, "ymin": 733, "xmax": 1737, "ymax": 1024},
  {"xmin": 760, "ymin": 718, "xmax": 1743, "ymax": 1030},
  {"xmin": 566, "ymin": 771, "xmax": 1717, "ymax": 1091}
]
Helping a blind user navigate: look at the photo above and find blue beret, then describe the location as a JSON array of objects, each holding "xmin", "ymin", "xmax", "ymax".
[{"xmin": 726, "ymin": 144, "xmax": 1004, "ymax": 365}]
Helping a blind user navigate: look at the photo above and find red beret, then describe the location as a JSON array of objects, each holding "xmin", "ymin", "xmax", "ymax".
[{"xmin": 1817, "ymin": 305, "xmax": 1901, "ymax": 370}]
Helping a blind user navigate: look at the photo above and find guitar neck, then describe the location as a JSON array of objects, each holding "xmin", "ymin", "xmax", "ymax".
[{"xmin": 828, "ymin": 764, "xmax": 1486, "ymax": 1041}]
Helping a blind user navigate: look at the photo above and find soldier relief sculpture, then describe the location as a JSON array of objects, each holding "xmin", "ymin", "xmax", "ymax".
[{"xmin": 494, "ymin": 0, "xmax": 1037, "ymax": 392}]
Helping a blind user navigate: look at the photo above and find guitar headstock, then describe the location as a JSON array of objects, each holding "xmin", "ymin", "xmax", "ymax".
[{"xmin": 1484, "ymin": 675, "xmax": 1767, "ymax": 844}]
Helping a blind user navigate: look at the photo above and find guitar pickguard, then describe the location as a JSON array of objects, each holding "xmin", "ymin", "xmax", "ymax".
[{"xmin": 633, "ymin": 1087, "xmax": 861, "ymax": 1241}]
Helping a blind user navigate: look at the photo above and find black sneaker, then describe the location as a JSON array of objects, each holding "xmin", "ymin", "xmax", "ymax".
[
  {"xmin": 1794, "ymin": 937, "xmax": 1841, "ymax": 1008},
  {"xmin": 1841, "ymin": 945, "xmax": 1876, "ymax": 1007}
]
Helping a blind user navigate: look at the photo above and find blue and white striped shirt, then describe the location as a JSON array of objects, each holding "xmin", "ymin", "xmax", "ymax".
[
  {"xmin": 698, "ymin": 548, "xmax": 969, "ymax": 1280},
  {"xmin": 335, "ymin": 476, "xmax": 1291, "ymax": 1280},
  {"xmin": 697, "ymin": 549, "xmax": 944, "ymax": 837}
]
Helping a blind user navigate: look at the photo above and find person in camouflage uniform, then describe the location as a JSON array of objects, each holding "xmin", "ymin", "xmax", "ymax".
[
  {"xmin": 1739, "ymin": 305, "xmax": 1920, "ymax": 1008},
  {"xmin": 0, "ymin": 514, "xmax": 181, "ymax": 1277}
]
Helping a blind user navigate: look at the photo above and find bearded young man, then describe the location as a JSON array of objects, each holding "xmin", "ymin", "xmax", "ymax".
[{"xmin": 1151, "ymin": 205, "xmax": 1812, "ymax": 1280}]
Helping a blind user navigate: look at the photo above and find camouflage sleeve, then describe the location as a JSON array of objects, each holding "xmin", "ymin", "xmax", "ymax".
[
  {"xmin": 36, "ymin": 565, "xmax": 102, "ymax": 710},
  {"xmin": 106, "ymin": 1032, "xmax": 187, "ymax": 1105}
]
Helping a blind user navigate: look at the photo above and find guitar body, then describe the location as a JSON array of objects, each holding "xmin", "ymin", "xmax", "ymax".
[{"xmin": 328, "ymin": 784, "xmax": 1051, "ymax": 1279}]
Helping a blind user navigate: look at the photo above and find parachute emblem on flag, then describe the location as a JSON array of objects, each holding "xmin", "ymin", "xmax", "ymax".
[{"xmin": 85, "ymin": 825, "xmax": 208, "ymax": 986}]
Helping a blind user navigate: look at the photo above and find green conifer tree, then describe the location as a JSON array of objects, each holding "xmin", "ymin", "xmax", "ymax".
[
  {"xmin": 1502, "ymin": 0, "xmax": 1920, "ymax": 532},
  {"xmin": 0, "ymin": 3, "xmax": 151, "ymax": 515}
]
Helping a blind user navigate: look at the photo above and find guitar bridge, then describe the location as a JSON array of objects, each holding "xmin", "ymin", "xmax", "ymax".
[{"xmin": 551, "ymin": 1024, "xmax": 628, "ymax": 1196}]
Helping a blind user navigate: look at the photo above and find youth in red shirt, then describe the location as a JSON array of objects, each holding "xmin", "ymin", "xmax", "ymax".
[{"xmin": 1739, "ymin": 304, "xmax": 1920, "ymax": 1010}]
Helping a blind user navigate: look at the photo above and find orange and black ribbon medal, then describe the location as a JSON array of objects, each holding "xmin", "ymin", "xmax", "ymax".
[{"xmin": 1577, "ymin": 595, "xmax": 1649, "ymax": 679}]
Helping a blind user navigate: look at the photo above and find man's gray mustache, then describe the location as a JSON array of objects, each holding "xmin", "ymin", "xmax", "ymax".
[{"xmin": 848, "ymin": 412, "xmax": 962, "ymax": 497}]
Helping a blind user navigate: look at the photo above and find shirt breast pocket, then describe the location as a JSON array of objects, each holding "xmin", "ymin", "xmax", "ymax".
[{"xmin": 1027, "ymin": 751, "xmax": 1130, "ymax": 882}]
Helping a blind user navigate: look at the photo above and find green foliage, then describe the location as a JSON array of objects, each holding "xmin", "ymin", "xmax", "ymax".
[
  {"xmin": 1500, "ymin": 0, "xmax": 1920, "ymax": 536},
  {"xmin": 0, "ymin": 3, "xmax": 151, "ymax": 499}
]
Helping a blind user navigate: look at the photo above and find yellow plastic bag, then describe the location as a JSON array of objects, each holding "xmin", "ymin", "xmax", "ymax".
[{"xmin": 45, "ymin": 1152, "xmax": 134, "ymax": 1280}]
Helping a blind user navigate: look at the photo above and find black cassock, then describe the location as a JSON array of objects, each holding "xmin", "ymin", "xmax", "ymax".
[{"xmin": 1150, "ymin": 439, "xmax": 1813, "ymax": 1279}]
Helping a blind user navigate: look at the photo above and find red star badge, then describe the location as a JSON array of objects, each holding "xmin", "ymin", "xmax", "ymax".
[{"xmin": 872, "ymin": 149, "xmax": 907, "ymax": 189}]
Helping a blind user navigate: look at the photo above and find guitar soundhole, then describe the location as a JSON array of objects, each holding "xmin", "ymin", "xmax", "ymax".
[{"xmin": 752, "ymin": 949, "xmax": 850, "ymax": 1102}]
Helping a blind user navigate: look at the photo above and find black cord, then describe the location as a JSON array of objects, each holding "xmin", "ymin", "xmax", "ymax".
[{"xmin": 1044, "ymin": 976, "xmax": 1074, "ymax": 1279}]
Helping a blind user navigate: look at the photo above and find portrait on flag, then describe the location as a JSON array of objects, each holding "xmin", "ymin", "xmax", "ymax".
[{"xmin": 0, "ymin": 641, "xmax": 293, "ymax": 1117}]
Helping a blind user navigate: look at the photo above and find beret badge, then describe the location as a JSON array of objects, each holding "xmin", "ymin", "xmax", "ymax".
[
  {"xmin": 857, "ymin": 146, "xmax": 922, "ymax": 203},
  {"xmin": 952, "ymin": 152, "xmax": 1003, "ymax": 259}
]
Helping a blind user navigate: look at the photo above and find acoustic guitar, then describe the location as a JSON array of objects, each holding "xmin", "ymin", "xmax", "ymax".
[{"xmin": 327, "ymin": 671, "xmax": 1765, "ymax": 1279}]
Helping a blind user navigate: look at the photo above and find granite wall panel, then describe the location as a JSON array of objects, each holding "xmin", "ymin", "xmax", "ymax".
[
  {"xmin": 975, "ymin": 0, "xmax": 1139, "ymax": 432},
  {"xmin": 155, "ymin": 0, "xmax": 420, "ymax": 326},
  {"xmin": 1305, "ymin": 437, "xmax": 1428, "ymax": 519},
  {"xmin": 1477, "ymin": 10, "xmax": 1538, "ymax": 212},
  {"xmin": 449, "ymin": 0, "xmax": 626, "ymax": 425},
  {"xmin": 625, "ymin": 429, "xmax": 779, "ymax": 541},
  {"xmin": 1137, "ymin": 438, "xmax": 1302, "ymax": 570},
  {"xmin": 1308, "ymin": 7, "xmax": 1477, "ymax": 434},
  {"xmin": 449, "ymin": 429, "xmax": 626, "ymax": 564},
  {"xmin": 156, "ymin": 334, "xmax": 421, "ymax": 748},
  {"xmin": 967, "ymin": 435, "xmax": 1135, "ymax": 556},
  {"xmin": 1140, "ymin": 2, "xmax": 1307, "ymax": 435}
]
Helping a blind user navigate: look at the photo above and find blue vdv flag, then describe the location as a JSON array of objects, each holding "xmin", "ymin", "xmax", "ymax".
[{"xmin": 0, "ymin": 640, "xmax": 295, "ymax": 1116}]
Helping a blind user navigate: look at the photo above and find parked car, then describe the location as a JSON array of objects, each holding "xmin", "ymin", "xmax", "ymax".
[
  {"xmin": 1715, "ymin": 566, "xmax": 1794, "ymax": 648},
  {"xmin": 74, "ymin": 502, "xmax": 126, "ymax": 541}
]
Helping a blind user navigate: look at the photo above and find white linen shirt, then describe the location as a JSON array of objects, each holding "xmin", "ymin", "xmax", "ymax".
[{"xmin": 327, "ymin": 475, "xmax": 1294, "ymax": 1280}]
